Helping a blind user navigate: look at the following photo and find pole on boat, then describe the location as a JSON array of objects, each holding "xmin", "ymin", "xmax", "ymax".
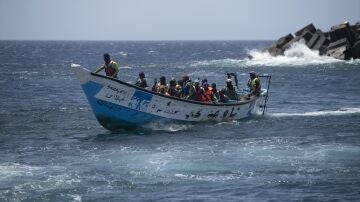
[{"xmin": 258, "ymin": 75, "xmax": 271, "ymax": 115}]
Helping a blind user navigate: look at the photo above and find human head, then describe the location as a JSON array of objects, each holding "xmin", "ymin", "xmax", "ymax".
[
  {"xmin": 226, "ymin": 79, "xmax": 233, "ymax": 88},
  {"xmin": 103, "ymin": 53, "xmax": 111, "ymax": 64},
  {"xmin": 170, "ymin": 77, "xmax": 177, "ymax": 86},
  {"xmin": 182, "ymin": 74, "xmax": 189, "ymax": 82},
  {"xmin": 249, "ymin": 71, "xmax": 257, "ymax": 79},
  {"xmin": 178, "ymin": 80, "xmax": 184, "ymax": 86},
  {"xmin": 160, "ymin": 76, "xmax": 166, "ymax": 85},
  {"xmin": 202, "ymin": 81, "xmax": 209, "ymax": 89},
  {"xmin": 139, "ymin": 72, "xmax": 145, "ymax": 79},
  {"xmin": 194, "ymin": 80, "xmax": 200, "ymax": 88},
  {"xmin": 211, "ymin": 83, "xmax": 217, "ymax": 91},
  {"xmin": 201, "ymin": 78, "xmax": 207, "ymax": 85}
]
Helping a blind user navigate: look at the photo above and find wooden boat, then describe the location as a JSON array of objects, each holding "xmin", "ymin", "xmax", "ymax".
[{"xmin": 71, "ymin": 64, "xmax": 270, "ymax": 130}]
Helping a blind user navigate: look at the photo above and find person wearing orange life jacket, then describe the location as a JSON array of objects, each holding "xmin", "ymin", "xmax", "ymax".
[
  {"xmin": 193, "ymin": 80, "xmax": 208, "ymax": 102},
  {"xmin": 203, "ymin": 82, "xmax": 217, "ymax": 103},
  {"xmin": 94, "ymin": 53, "xmax": 119, "ymax": 79}
]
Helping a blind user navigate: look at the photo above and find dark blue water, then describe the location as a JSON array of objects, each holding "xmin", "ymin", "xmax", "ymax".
[{"xmin": 0, "ymin": 41, "xmax": 359, "ymax": 201}]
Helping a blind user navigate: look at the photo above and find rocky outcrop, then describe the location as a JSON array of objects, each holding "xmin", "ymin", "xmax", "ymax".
[{"xmin": 264, "ymin": 22, "xmax": 360, "ymax": 60}]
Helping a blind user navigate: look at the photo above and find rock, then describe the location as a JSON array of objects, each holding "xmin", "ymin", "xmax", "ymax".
[
  {"xmin": 348, "ymin": 40, "xmax": 360, "ymax": 59},
  {"xmin": 328, "ymin": 38, "xmax": 349, "ymax": 50},
  {"xmin": 295, "ymin": 23, "xmax": 317, "ymax": 36},
  {"xmin": 326, "ymin": 46, "xmax": 348, "ymax": 60},
  {"xmin": 326, "ymin": 38, "xmax": 350, "ymax": 60},
  {"xmin": 282, "ymin": 36, "xmax": 301, "ymax": 50},
  {"xmin": 276, "ymin": 34, "xmax": 294, "ymax": 49},
  {"xmin": 298, "ymin": 29, "xmax": 313, "ymax": 42},
  {"xmin": 312, "ymin": 35, "xmax": 330, "ymax": 55},
  {"xmin": 264, "ymin": 21, "xmax": 360, "ymax": 60},
  {"xmin": 307, "ymin": 33, "xmax": 320, "ymax": 49},
  {"xmin": 329, "ymin": 22, "xmax": 356, "ymax": 45}
]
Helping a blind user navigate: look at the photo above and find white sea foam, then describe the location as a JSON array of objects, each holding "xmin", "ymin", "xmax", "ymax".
[
  {"xmin": 190, "ymin": 40, "xmax": 360, "ymax": 68},
  {"xmin": 246, "ymin": 40, "xmax": 341, "ymax": 66},
  {"xmin": 143, "ymin": 121, "xmax": 193, "ymax": 132},
  {"xmin": 269, "ymin": 108, "xmax": 360, "ymax": 117},
  {"xmin": 119, "ymin": 66, "xmax": 133, "ymax": 69},
  {"xmin": 0, "ymin": 163, "xmax": 43, "ymax": 180}
]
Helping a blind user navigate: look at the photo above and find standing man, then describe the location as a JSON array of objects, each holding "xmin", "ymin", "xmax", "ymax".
[
  {"xmin": 94, "ymin": 53, "xmax": 119, "ymax": 79},
  {"xmin": 247, "ymin": 71, "xmax": 261, "ymax": 97}
]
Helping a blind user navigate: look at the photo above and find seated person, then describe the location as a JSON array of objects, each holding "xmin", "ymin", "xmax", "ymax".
[
  {"xmin": 220, "ymin": 79, "xmax": 238, "ymax": 100},
  {"xmin": 135, "ymin": 71, "xmax": 148, "ymax": 88},
  {"xmin": 168, "ymin": 77, "xmax": 181, "ymax": 97},
  {"xmin": 154, "ymin": 76, "xmax": 168, "ymax": 93},
  {"xmin": 203, "ymin": 82, "xmax": 217, "ymax": 103}
]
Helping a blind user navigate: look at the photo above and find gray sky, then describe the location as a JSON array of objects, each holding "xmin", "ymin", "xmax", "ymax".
[{"xmin": 0, "ymin": 0, "xmax": 359, "ymax": 40}]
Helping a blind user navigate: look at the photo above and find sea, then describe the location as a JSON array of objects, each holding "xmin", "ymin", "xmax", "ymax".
[{"xmin": 0, "ymin": 40, "xmax": 359, "ymax": 201}]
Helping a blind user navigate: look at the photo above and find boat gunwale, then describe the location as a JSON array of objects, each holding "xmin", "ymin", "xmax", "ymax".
[{"xmin": 90, "ymin": 72, "xmax": 260, "ymax": 107}]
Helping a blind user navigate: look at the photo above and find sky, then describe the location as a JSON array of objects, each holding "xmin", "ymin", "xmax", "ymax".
[{"xmin": 0, "ymin": 0, "xmax": 359, "ymax": 40}]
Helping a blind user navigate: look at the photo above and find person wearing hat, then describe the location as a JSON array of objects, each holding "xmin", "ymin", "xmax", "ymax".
[
  {"xmin": 220, "ymin": 79, "xmax": 238, "ymax": 100},
  {"xmin": 135, "ymin": 71, "xmax": 148, "ymax": 88},
  {"xmin": 247, "ymin": 71, "xmax": 261, "ymax": 97},
  {"xmin": 94, "ymin": 53, "xmax": 119, "ymax": 79}
]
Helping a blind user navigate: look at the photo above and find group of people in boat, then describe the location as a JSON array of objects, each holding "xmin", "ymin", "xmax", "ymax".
[{"xmin": 95, "ymin": 53, "xmax": 261, "ymax": 103}]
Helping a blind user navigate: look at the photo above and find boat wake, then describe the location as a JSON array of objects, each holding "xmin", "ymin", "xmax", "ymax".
[
  {"xmin": 142, "ymin": 121, "xmax": 194, "ymax": 132},
  {"xmin": 268, "ymin": 108, "xmax": 360, "ymax": 118}
]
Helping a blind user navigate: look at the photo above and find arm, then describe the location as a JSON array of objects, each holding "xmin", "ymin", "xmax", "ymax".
[
  {"xmin": 94, "ymin": 65, "xmax": 105, "ymax": 74},
  {"xmin": 112, "ymin": 62, "xmax": 119, "ymax": 78}
]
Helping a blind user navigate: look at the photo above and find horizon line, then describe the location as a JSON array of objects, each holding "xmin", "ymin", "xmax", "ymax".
[{"xmin": 0, "ymin": 39, "xmax": 275, "ymax": 42}]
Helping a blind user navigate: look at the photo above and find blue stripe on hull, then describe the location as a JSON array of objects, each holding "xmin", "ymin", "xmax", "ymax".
[{"xmin": 82, "ymin": 81, "xmax": 161, "ymax": 130}]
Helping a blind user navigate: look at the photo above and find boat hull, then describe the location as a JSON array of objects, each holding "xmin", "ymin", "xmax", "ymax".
[{"xmin": 72, "ymin": 64, "xmax": 267, "ymax": 130}]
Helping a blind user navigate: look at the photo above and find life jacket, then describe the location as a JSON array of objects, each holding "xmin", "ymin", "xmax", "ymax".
[
  {"xmin": 194, "ymin": 87, "xmax": 207, "ymax": 102},
  {"xmin": 251, "ymin": 77, "xmax": 260, "ymax": 90},
  {"xmin": 104, "ymin": 61, "xmax": 115, "ymax": 76},
  {"xmin": 204, "ymin": 87, "xmax": 213, "ymax": 102}
]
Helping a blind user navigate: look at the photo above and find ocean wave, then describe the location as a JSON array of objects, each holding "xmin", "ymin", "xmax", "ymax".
[
  {"xmin": 190, "ymin": 40, "xmax": 360, "ymax": 68},
  {"xmin": 246, "ymin": 40, "xmax": 341, "ymax": 66},
  {"xmin": 268, "ymin": 108, "xmax": 360, "ymax": 117},
  {"xmin": 0, "ymin": 163, "xmax": 43, "ymax": 178},
  {"xmin": 190, "ymin": 58, "xmax": 244, "ymax": 68}
]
